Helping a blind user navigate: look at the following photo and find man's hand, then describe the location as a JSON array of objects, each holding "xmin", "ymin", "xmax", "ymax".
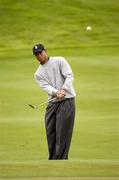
[{"xmin": 56, "ymin": 89, "xmax": 66, "ymax": 99}]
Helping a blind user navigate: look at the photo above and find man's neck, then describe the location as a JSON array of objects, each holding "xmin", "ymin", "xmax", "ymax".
[{"xmin": 40, "ymin": 57, "xmax": 49, "ymax": 65}]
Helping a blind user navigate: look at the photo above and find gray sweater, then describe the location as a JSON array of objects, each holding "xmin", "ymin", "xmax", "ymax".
[{"xmin": 34, "ymin": 56, "xmax": 76, "ymax": 101}]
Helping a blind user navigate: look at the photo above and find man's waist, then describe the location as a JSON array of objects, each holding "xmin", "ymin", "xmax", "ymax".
[{"xmin": 48, "ymin": 96, "xmax": 75, "ymax": 103}]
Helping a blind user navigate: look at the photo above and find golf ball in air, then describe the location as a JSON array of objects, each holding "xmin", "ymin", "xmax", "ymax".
[{"xmin": 86, "ymin": 26, "xmax": 92, "ymax": 31}]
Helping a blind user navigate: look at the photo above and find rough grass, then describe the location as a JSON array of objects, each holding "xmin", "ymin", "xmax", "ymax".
[{"xmin": 0, "ymin": 0, "xmax": 119, "ymax": 52}]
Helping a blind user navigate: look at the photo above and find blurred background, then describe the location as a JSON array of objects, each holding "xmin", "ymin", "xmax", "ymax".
[{"xmin": 0, "ymin": 0, "xmax": 119, "ymax": 178}]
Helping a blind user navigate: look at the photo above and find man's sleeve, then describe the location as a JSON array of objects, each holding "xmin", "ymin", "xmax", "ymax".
[
  {"xmin": 60, "ymin": 57, "xmax": 74, "ymax": 91},
  {"xmin": 34, "ymin": 73, "xmax": 58, "ymax": 96}
]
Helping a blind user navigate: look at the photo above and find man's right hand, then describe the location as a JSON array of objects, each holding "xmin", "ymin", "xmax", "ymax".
[{"xmin": 56, "ymin": 90, "xmax": 66, "ymax": 99}]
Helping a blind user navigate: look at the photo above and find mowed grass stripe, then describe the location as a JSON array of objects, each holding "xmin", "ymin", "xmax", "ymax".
[
  {"xmin": 0, "ymin": 177, "xmax": 119, "ymax": 180},
  {"xmin": 0, "ymin": 159, "xmax": 118, "ymax": 164},
  {"xmin": 0, "ymin": 160, "xmax": 118, "ymax": 177}
]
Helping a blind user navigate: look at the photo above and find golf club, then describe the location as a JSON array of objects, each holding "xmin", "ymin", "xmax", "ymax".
[{"xmin": 28, "ymin": 97, "xmax": 57, "ymax": 109}]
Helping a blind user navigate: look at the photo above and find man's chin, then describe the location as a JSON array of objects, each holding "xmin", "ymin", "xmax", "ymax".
[{"xmin": 40, "ymin": 61, "xmax": 45, "ymax": 65}]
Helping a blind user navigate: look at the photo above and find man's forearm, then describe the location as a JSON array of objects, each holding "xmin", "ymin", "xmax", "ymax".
[{"xmin": 35, "ymin": 74, "xmax": 58, "ymax": 96}]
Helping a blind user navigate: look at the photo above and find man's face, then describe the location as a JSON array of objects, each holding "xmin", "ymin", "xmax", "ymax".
[{"xmin": 35, "ymin": 50, "xmax": 48, "ymax": 64}]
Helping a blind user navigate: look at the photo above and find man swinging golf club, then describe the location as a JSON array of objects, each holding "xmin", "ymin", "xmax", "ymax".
[{"xmin": 32, "ymin": 43, "xmax": 76, "ymax": 160}]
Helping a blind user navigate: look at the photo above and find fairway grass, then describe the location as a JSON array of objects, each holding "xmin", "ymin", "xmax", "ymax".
[
  {"xmin": 0, "ymin": 160, "xmax": 118, "ymax": 178},
  {"xmin": 0, "ymin": 178, "xmax": 119, "ymax": 180},
  {"xmin": 0, "ymin": 53, "xmax": 119, "ymax": 178},
  {"xmin": 0, "ymin": 0, "xmax": 119, "ymax": 178}
]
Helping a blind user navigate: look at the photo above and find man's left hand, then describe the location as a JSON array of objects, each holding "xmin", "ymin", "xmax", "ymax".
[{"xmin": 56, "ymin": 90, "xmax": 66, "ymax": 99}]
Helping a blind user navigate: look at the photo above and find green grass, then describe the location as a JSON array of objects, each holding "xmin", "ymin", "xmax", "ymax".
[
  {"xmin": 0, "ymin": 0, "xmax": 119, "ymax": 53},
  {"xmin": 0, "ymin": 0, "xmax": 119, "ymax": 179},
  {"xmin": 0, "ymin": 55, "xmax": 118, "ymax": 178}
]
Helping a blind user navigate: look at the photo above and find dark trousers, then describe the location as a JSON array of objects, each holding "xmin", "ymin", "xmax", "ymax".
[{"xmin": 45, "ymin": 98, "xmax": 75, "ymax": 160}]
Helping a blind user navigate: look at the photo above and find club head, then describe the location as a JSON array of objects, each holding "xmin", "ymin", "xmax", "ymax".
[{"xmin": 28, "ymin": 104, "xmax": 36, "ymax": 109}]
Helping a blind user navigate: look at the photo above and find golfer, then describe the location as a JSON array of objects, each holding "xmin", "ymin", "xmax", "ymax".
[{"xmin": 32, "ymin": 43, "xmax": 76, "ymax": 160}]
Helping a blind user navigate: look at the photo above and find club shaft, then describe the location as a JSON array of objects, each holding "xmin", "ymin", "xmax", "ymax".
[{"xmin": 35, "ymin": 97, "xmax": 57, "ymax": 108}]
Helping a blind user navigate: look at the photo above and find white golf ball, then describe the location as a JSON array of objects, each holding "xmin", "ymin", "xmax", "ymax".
[{"xmin": 86, "ymin": 26, "xmax": 92, "ymax": 31}]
